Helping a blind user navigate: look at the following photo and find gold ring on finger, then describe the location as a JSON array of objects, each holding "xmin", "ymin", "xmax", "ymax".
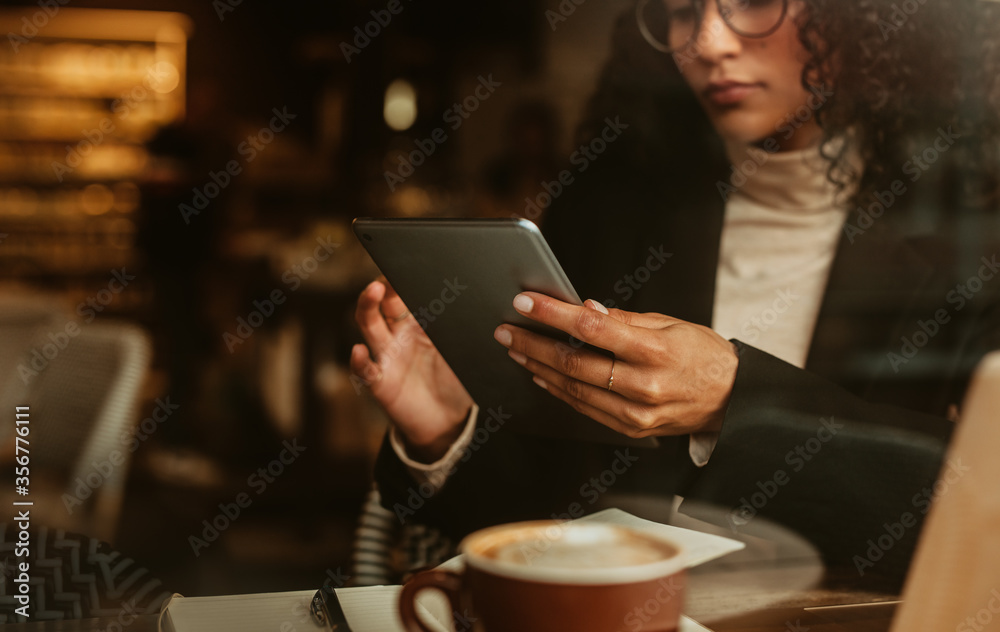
[{"xmin": 386, "ymin": 310, "xmax": 410, "ymax": 323}]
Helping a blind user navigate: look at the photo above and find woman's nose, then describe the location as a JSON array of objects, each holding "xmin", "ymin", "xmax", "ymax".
[{"xmin": 691, "ymin": 3, "xmax": 743, "ymax": 62}]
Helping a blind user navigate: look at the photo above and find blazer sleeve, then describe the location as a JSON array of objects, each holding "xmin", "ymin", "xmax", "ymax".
[
  {"xmin": 374, "ymin": 405, "xmax": 612, "ymax": 541},
  {"xmin": 682, "ymin": 262, "xmax": 1000, "ymax": 585},
  {"xmin": 680, "ymin": 340, "xmax": 956, "ymax": 585}
]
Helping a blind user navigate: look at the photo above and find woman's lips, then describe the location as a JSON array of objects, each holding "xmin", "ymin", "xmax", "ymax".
[{"xmin": 704, "ymin": 81, "xmax": 763, "ymax": 106}]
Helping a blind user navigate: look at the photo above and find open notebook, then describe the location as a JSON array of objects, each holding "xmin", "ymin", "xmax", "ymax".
[{"xmin": 159, "ymin": 508, "xmax": 744, "ymax": 632}]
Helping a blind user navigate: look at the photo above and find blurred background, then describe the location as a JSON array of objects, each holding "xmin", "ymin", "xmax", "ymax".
[{"xmin": 0, "ymin": 0, "xmax": 636, "ymax": 597}]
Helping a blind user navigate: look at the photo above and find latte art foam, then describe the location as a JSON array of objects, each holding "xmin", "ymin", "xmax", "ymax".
[
  {"xmin": 475, "ymin": 524, "xmax": 678, "ymax": 571},
  {"xmin": 489, "ymin": 538, "xmax": 676, "ymax": 570}
]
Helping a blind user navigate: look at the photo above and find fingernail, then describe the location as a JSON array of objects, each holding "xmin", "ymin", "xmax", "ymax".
[
  {"xmin": 532, "ymin": 376, "xmax": 548, "ymax": 389},
  {"xmin": 587, "ymin": 300, "xmax": 609, "ymax": 315},
  {"xmin": 513, "ymin": 294, "xmax": 534, "ymax": 313},
  {"xmin": 508, "ymin": 350, "xmax": 527, "ymax": 365},
  {"xmin": 494, "ymin": 327, "xmax": 512, "ymax": 347}
]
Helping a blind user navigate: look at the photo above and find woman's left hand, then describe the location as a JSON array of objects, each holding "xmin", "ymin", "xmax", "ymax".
[{"xmin": 493, "ymin": 292, "xmax": 739, "ymax": 439}]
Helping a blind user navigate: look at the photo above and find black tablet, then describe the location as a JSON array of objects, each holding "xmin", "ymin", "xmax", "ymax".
[{"xmin": 353, "ymin": 217, "xmax": 656, "ymax": 447}]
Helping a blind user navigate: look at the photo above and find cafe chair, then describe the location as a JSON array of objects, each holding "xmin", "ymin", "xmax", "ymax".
[
  {"xmin": 889, "ymin": 351, "xmax": 1000, "ymax": 631},
  {"xmin": 0, "ymin": 298, "xmax": 61, "ymax": 426},
  {"xmin": 0, "ymin": 320, "xmax": 151, "ymax": 544},
  {"xmin": 0, "ymin": 524, "xmax": 172, "ymax": 623}
]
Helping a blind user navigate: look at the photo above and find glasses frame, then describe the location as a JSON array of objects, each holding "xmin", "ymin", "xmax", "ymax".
[{"xmin": 636, "ymin": 0, "xmax": 790, "ymax": 54}]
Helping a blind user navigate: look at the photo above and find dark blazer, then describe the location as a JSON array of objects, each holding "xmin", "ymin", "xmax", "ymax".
[{"xmin": 375, "ymin": 147, "xmax": 1000, "ymax": 586}]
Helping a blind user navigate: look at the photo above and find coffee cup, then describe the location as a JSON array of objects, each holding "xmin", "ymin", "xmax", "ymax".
[{"xmin": 399, "ymin": 520, "xmax": 686, "ymax": 632}]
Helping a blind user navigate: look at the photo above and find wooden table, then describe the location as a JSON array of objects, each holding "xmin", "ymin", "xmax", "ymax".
[
  {"xmin": 684, "ymin": 556, "xmax": 899, "ymax": 631},
  {"xmin": 692, "ymin": 593, "xmax": 898, "ymax": 631}
]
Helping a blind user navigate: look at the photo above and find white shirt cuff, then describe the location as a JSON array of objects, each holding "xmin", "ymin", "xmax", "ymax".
[
  {"xmin": 688, "ymin": 431, "xmax": 720, "ymax": 468},
  {"xmin": 389, "ymin": 403, "xmax": 479, "ymax": 491}
]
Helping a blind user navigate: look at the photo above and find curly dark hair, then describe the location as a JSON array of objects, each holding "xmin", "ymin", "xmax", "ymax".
[{"xmin": 575, "ymin": 0, "xmax": 1000, "ymax": 218}]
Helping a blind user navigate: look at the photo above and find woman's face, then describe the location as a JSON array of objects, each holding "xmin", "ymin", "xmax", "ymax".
[{"xmin": 672, "ymin": 0, "xmax": 822, "ymax": 153}]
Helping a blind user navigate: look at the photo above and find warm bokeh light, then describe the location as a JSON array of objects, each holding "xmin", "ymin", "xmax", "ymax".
[
  {"xmin": 148, "ymin": 60, "xmax": 180, "ymax": 94},
  {"xmin": 80, "ymin": 183, "xmax": 115, "ymax": 215},
  {"xmin": 112, "ymin": 181, "xmax": 141, "ymax": 213},
  {"xmin": 383, "ymin": 79, "xmax": 417, "ymax": 131}
]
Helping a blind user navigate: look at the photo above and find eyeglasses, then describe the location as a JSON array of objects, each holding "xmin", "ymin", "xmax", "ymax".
[{"xmin": 637, "ymin": 0, "xmax": 789, "ymax": 54}]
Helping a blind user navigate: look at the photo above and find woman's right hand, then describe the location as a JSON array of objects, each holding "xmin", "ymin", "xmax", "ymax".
[{"xmin": 351, "ymin": 279, "xmax": 474, "ymax": 463}]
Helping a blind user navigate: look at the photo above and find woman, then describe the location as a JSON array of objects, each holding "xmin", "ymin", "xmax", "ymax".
[{"xmin": 354, "ymin": 0, "xmax": 1000, "ymax": 583}]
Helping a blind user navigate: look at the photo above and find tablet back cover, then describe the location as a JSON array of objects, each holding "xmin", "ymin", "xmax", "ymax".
[{"xmin": 354, "ymin": 217, "xmax": 651, "ymax": 447}]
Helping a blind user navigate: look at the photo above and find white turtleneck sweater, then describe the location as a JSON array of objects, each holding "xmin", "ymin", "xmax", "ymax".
[
  {"xmin": 392, "ymin": 142, "xmax": 851, "ymax": 486},
  {"xmin": 686, "ymin": 142, "xmax": 851, "ymax": 465},
  {"xmin": 713, "ymin": 143, "xmax": 849, "ymax": 367}
]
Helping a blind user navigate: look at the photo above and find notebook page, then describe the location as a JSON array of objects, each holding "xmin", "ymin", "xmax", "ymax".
[
  {"xmin": 161, "ymin": 590, "xmax": 321, "ymax": 632},
  {"xmin": 161, "ymin": 586, "xmax": 445, "ymax": 632}
]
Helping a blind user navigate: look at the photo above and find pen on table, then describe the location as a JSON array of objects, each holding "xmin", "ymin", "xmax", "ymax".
[
  {"xmin": 804, "ymin": 600, "xmax": 903, "ymax": 611},
  {"xmin": 311, "ymin": 583, "xmax": 354, "ymax": 631}
]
